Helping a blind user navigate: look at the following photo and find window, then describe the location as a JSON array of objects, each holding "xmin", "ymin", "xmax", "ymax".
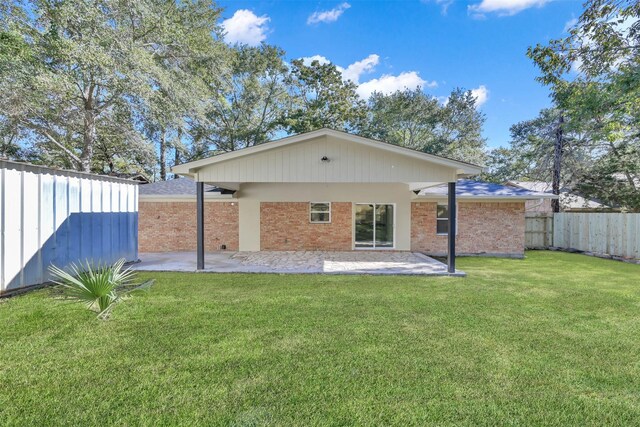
[
  {"xmin": 310, "ymin": 202, "xmax": 331, "ymax": 223},
  {"xmin": 436, "ymin": 203, "xmax": 449, "ymax": 235}
]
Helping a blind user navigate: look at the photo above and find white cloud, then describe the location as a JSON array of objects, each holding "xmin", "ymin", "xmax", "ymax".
[
  {"xmin": 424, "ymin": 0, "xmax": 454, "ymax": 14},
  {"xmin": 468, "ymin": 0, "xmax": 550, "ymax": 17},
  {"xmin": 300, "ymin": 54, "xmax": 379, "ymax": 83},
  {"xmin": 299, "ymin": 54, "xmax": 436, "ymax": 99},
  {"xmin": 564, "ymin": 17, "xmax": 578, "ymax": 33},
  {"xmin": 300, "ymin": 55, "xmax": 332, "ymax": 66},
  {"xmin": 436, "ymin": 95, "xmax": 450, "ymax": 105},
  {"xmin": 221, "ymin": 10, "xmax": 269, "ymax": 46},
  {"xmin": 470, "ymin": 85, "xmax": 489, "ymax": 107},
  {"xmin": 341, "ymin": 54, "xmax": 380, "ymax": 83},
  {"xmin": 307, "ymin": 2, "xmax": 351, "ymax": 24},
  {"xmin": 357, "ymin": 72, "xmax": 436, "ymax": 98}
]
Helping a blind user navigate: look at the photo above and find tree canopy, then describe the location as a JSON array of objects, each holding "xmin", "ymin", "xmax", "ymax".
[
  {"xmin": 281, "ymin": 58, "xmax": 367, "ymax": 134},
  {"xmin": 485, "ymin": 0, "xmax": 640, "ymax": 211},
  {"xmin": 1, "ymin": 0, "xmax": 228, "ymax": 175},
  {"xmin": 6, "ymin": 0, "xmax": 637, "ymax": 213},
  {"xmin": 363, "ymin": 88, "xmax": 486, "ymax": 164}
]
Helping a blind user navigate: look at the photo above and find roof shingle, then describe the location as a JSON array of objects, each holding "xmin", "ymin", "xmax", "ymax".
[
  {"xmin": 138, "ymin": 178, "xmax": 221, "ymax": 196},
  {"xmin": 418, "ymin": 180, "xmax": 554, "ymax": 199}
]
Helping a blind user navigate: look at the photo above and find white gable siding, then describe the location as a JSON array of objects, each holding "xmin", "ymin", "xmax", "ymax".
[{"xmin": 195, "ymin": 135, "xmax": 458, "ymax": 184}]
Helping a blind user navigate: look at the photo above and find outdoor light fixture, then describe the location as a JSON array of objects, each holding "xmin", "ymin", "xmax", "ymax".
[{"xmin": 321, "ymin": 156, "xmax": 330, "ymax": 162}]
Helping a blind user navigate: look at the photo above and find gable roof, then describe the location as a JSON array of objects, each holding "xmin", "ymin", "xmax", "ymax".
[
  {"xmin": 172, "ymin": 128, "xmax": 483, "ymax": 178},
  {"xmin": 418, "ymin": 180, "xmax": 557, "ymax": 200}
]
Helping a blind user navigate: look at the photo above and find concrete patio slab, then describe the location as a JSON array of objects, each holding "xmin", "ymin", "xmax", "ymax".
[{"xmin": 132, "ymin": 251, "xmax": 465, "ymax": 276}]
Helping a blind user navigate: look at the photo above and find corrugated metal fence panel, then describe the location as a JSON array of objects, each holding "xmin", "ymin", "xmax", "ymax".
[
  {"xmin": 0, "ymin": 163, "xmax": 138, "ymax": 294},
  {"xmin": 554, "ymin": 213, "xmax": 640, "ymax": 259}
]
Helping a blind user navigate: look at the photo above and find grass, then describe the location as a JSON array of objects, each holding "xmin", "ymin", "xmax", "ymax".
[{"xmin": 1, "ymin": 251, "xmax": 639, "ymax": 426}]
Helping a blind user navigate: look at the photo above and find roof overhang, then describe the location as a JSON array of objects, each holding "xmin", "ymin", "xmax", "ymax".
[
  {"xmin": 415, "ymin": 194, "xmax": 559, "ymax": 201},
  {"xmin": 139, "ymin": 193, "xmax": 235, "ymax": 201}
]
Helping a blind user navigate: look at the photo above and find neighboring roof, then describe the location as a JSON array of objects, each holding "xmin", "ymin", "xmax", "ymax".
[
  {"xmin": 506, "ymin": 181, "xmax": 609, "ymax": 209},
  {"xmin": 417, "ymin": 180, "xmax": 557, "ymax": 200},
  {"xmin": 172, "ymin": 128, "xmax": 483, "ymax": 177},
  {"xmin": 612, "ymin": 173, "xmax": 640, "ymax": 187},
  {"xmin": 139, "ymin": 177, "xmax": 229, "ymax": 198},
  {"xmin": 109, "ymin": 172, "xmax": 150, "ymax": 183},
  {"xmin": 505, "ymin": 181, "xmax": 554, "ymax": 193}
]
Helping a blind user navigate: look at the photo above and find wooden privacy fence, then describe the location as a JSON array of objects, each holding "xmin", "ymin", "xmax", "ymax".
[
  {"xmin": 525, "ymin": 213, "xmax": 640, "ymax": 260},
  {"xmin": 525, "ymin": 214, "xmax": 553, "ymax": 249},
  {"xmin": 553, "ymin": 213, "xmax": 640, "ymax": 260}
]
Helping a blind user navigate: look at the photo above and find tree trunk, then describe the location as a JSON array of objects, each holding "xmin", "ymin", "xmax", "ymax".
[
  {"xmin": 159, "ymin": 128, "xmax": 167, "ymax": 181},
  {"xmin": 552, "ymin": 114, "xmax": 564, "ymax": 213},
  {"xmin": 173, "ymin": 127, "xmax": 182, "ymax": 178},
  {"xmin": 173, "ymin": 146, "xmax": 180, "ymax": 178},
  {"xmin": 80, "ymin": 100, "xmax": 96, "ymax": 173}
]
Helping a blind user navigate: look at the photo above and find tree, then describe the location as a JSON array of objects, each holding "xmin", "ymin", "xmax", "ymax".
[
  {"xmin": 281, "ymin": 58, "xmax": 367, "ymax": 134},
  {"xmin": 0, "ymin": 116, "xmax": 23, "ymax": 159},
  {"xmin": 364, "ymin": 88, "xmax": 442, "ymax": 150},
  {"xmin": 485, "ymin": 108, "xmax": 591, "ymax": 184},
  {"xmin": 578, "ymin": 142, "xmax": 640, "ymax": 211},
  {"xmin": 438, "ymin": 88, "xmax": 487, "ymax": 165},
  {"xmin": 527, "ymin": 0, "xmax": 640, "ymax": 211},
  {"xmin": 528, "ymin": 0, "xmax": 639, "ymax": 86},
  {"xmin": 0, "ymin": 0, "xmax": 226, "ymax": 173},
  {"xmin": 191, "ymin": 44, "xmax": 289, "ymax": 154},
  {"xmin": 564, "ymin": 71, "xmax": 640, "ymax": 211},
  {"xmin": 482, "ymin": 147, "xmax": 526, "ymax": 183},
  {"xmin": 363, "ymin": 88, "xmax": 486, "ymax": 164}
]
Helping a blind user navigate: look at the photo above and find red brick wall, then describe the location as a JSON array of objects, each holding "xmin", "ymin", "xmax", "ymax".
[
  {"xmin": 411, "ymin": 201, "xmax": 525, "ymax": 256},
  {"xmin": 138, "ymin": 201, "xmax": 239, "ymax": 252},
  {"xmin": 260, "ymin": 202, "xmax": 352, "ymax": 250}
]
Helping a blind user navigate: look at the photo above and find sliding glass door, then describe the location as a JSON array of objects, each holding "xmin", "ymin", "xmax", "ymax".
[{"xmin": 354, "ymin": 204, "xmax": 394, "ymax": 249}]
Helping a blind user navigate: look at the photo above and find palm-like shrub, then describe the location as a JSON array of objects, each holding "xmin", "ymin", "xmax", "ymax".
[{"xmin": 49, "ymin": 259, "xmax": 153, "ymax": 319}]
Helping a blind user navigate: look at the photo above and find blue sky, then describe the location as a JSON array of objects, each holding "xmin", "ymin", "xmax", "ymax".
[{"xmin": 217, "ymin": 0, "xmax": 584, "ymax": 149}]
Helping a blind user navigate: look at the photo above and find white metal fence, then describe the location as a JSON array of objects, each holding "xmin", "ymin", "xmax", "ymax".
[{"xmin": 1, "ymin": 160, "xmax": 139, "ymax": 295}]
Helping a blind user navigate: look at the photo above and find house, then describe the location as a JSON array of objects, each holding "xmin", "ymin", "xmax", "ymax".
[
  {"xmin": 139, "ymin": 129, "xmax": 555, "ymax": 270},
  {"xmin": 109, "ymin": 172, "xmax": 151, "ymax": 184},
  {"xmin": 505, "ymin": 181, "xmax": 611, "ymax": 213}
]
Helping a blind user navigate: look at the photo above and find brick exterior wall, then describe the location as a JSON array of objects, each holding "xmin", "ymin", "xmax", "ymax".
[
  {"xmin": 411, "ymin": 201, "xmax": 525, "ymax": 256},
  {"xmin": 138, "ymin": 201, "xmax": 239, "ymax": 252},
  {"xmin": 260, "ymin": 202, "xmax": 353, "ymax": 251}
]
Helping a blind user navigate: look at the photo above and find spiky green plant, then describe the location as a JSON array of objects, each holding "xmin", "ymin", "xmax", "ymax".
[{"xmin": 49, "ymin": 259, "xmax": 153, "ymax": 319}]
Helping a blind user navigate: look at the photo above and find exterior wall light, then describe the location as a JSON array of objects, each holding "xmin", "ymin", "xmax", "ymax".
[{"xmin": 321, "ymin": 156, "xmax": 330, "ymax": 162}]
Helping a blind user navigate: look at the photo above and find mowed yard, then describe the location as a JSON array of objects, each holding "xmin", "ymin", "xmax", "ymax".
[{"xmin": 1, "ymin": 252, "xmax": 639, "ymax": 426}]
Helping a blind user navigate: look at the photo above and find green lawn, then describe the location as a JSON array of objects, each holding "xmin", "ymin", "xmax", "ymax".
[{"xmin": 1, "ymin": 251, "xmax": 639, "ymax": 426}]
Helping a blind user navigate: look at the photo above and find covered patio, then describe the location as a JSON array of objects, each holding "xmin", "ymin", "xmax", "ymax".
[
  {"xmin": 167, "ymin": 129, "xmax": 477, "ymax": 275},
  {"xmin": 132, "ymin": 251, "xmax": 465, "ymax": 276}
]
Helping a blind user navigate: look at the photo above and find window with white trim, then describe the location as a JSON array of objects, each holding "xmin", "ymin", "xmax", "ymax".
[
  {"xmin": 310, "ymin": 202, "xmax": 331, "ymax": 223},
  {"xmin": 436, "ymin": 203, "xmax": 449, "ymax": 235}
]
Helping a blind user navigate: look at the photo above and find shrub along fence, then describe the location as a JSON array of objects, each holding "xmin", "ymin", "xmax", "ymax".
[
  {"xmin": 526, "ymin": 212, "xmax": 640, "ymax": 261},
  {"xmin": 0, "ymin": 160, "xmax": 139, "ymax": 296}
]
